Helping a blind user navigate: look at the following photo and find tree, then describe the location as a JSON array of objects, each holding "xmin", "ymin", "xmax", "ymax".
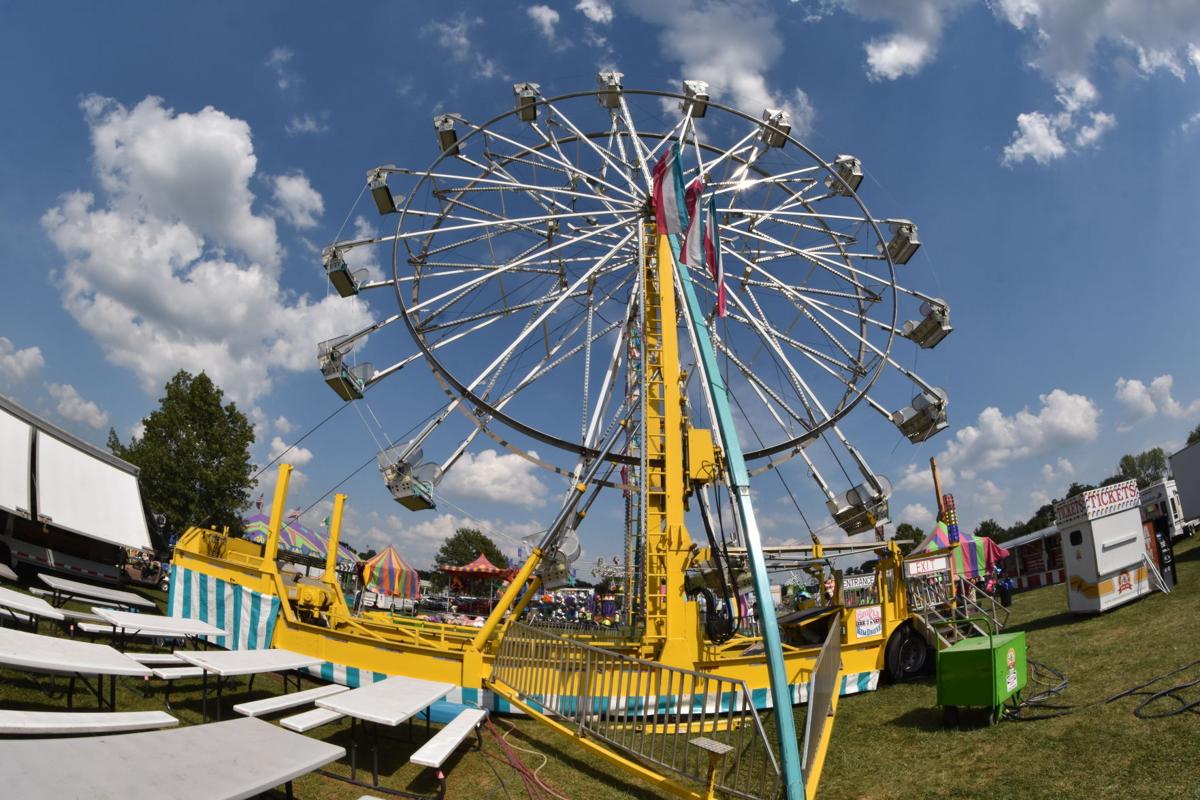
[
  {"xmin": 358, "ymin": 548, "xmax": 378, "ymax": 561},
  {"xmin": 893, "ymin": 523, "xmax": 924, "ymax": 556},
  {"xmin": 1189, "ymin": 424, "xmax": 1200, "ymax": 446},
  {"xmin": 1110, "ymin": 448, "xmax": 1168, "ymax": 490},
  {"xmin": 431, "ymin": 528, "xmax": 509, "ymax": 590},
  {"xmin": 1064, "ymin": 482, "xmax": 1096, "ymax": 499},
  {"xmin": 974, "ymin": 519, "xmax": 1004, "ymax": 541},
  {"xmin": 108, "ymin": 370, "xmax": 255, "ymax": 540}
]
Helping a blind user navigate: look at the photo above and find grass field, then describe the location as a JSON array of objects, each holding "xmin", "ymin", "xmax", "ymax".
[{"xmin": 3, "ymin": 539, "xmax": 1199, "ymax": 799}]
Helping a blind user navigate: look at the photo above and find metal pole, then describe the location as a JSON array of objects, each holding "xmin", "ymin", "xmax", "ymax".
[
  {"xmin": 669, "ymin": 235, "xmax": 806, "ymax": 800},
  {"xmin": 264, "ymin": 464, "xmax": 293, "ymax": 564}
]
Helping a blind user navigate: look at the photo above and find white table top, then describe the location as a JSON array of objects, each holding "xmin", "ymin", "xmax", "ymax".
[
  {"xmin": 39, "ymin": 573, "xmax": 156, "ymax": 609},
  {"xmin": 316, "ymin": 675, "xmax": 455, "ymax": 726},
  {"xmin": 0, "ymin": 562, "xmax": 17, "ymax": 582},
  {"xmin": 0, "ymin": 625, "xmax": 150, "ymax": 677},
  {"xmin": 174, "ymin": 648, "xmax": 323, "ymax": 677},
  {"xmin": 93, "ymin": 607, "xmax": 227, "ymax": 638},
  {"xmin": 0, "ymin": 717, "xmax": 345, "ymax": 800},
  {"xmin": 0, "ymin": 585, "xmax": 65, "ymax": 621}
]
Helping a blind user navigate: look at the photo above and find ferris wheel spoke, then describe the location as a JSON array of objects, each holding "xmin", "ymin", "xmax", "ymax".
[
  {"xmin": 529, "ymin": 125, "xmax": 642, "ymax": 218},
  {"xmin": 710, "ymin": 163, "xmax": 822, "ymax": 195},
  {"xmin": 710, "ymin": 335, "xmax": 814, "ymax": 431},
  {"xmin": 725, "ymin": 225, "xmax": 874, "ymax": 294},
  {"xmin": 542, "ymin": 99, "xmax": 646, "ymax": 200}
]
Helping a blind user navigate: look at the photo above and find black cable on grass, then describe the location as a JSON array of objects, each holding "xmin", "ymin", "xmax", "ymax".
[{"xmin": 1006, "ymin": 658, "xmax": 1200, "ymax": 721}]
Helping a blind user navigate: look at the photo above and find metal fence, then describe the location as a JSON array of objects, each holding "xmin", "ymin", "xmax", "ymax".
[
  {"xmin": 801, "ymin": 619, "xmax": 841, "ymax": 773},
  {"xmin": 490, "ymin": 622, "xmax": 783, "ymax": 799}
]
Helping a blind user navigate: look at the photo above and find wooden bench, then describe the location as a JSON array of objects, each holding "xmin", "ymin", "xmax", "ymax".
[
  {"xmin": 280, "ymin": 707, "xmax": 344, "ymax": 733},
  {"xmin": 410, "ymin": 708, "xmax": 488, "ymax": 768},
  {"xmin": 234, "ymin": 683, "xmax": 349, "ymax": 718},
  {"xmin": 0, "ymin": 709, "xmax": 178, "ymax": 735}
]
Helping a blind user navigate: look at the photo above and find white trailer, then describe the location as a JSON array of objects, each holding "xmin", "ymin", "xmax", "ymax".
[
  {"xmin": 1168, "ymin": 441, "xmax": 1200, "ymax": 536},
  {"xmin": 1140, "ymin": 478, "xmax": 1193, "ymax": 542},
  {"xmin": 1054, "ymin": 480, "xmax": 1157, "ymax": 613}
]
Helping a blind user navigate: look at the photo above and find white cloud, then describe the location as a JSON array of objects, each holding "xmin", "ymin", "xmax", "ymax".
[
  {"xmin": 526, "ymin": 5, "xmax": 560, "ymax": 41},
  {"xmin": 1074, "ymin": 111, "xmax": 1116, "ymax": 148},
  {"xmin": 1115, "ymin": 374, "xmax": 1200, "ymax": 431},
  {"xmin": 285, "ymin": 113, "xmax": 328, "ymax": 135},
  {"xmin": 342, "ymin": 216, "xmax": 385, "ymax": 283},
  {"xmin": 576, "ymin": 0, "xmax": 613, "ymax": 25},
  {"xmin": 629, "ymin": 0, "xmax": 815, "ymax": 135},
  {"xmin": 974, "ymin": 479, "xmax": 1010, "ymax": 519},
  {"xmin": 1029, "ymin": 488, "xmax": 1051, "ymax": 509},
  {"xmin": 1002, "ymin": 112, "xmax": 1067, "ymax": 166},
  {"xmin": 0, "ymin": 337, "xmax": 44, "ymax": 385},
  {"xmin": 361, "ymin": 510, "xmax": 541, "ymax": 568},
  {"xmin": 269, "ymin": 435, "xmax": 313, "ymax": 467},
  {"xmin": 805, "ymin": 1, "xmax": 968, "ymax": 81},
  {"xmin": 1040, "ymin": 456, "xmax": 1075, "ymax": 484},
  {"xmin": 274, "ymin": 415, "xmax": 294, "ymax": 434},
  {"xmin": 440, "ymin": 449, "xmax": 550, "ymax": 508},
  {"xmin": 422, "ymin": 14, "xmax": 501, "ymax": 80},
  {"xmin": 1182, "ymin": 111, "xmax": 1200, "ymax": 134},
  {"xmin": 898, "ymin": 502, "xmax": 932, "ymax": 526},
  {"xmin": 937, "ymin": 389, "xmax": 1100, "ymax": 477},
  {"xmin": 270, "ymin": 173, "xmax": 324, "ymax": 230},
  {"xmin": 46, "ymin": 382, "xmax": 108, "ymax": 429},
  {"xmin": 41, "ymin": 95, "xmax": 373, "ymax": 405},
  {"xmin": 895, "ymin": 461, "xmax": 955, "ymax": 493},
  {"xmin": 265, "ymin": 47, "xmax": 296, "ymax": 90}
]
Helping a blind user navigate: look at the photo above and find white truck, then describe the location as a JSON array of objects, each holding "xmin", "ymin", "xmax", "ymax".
[
  {"xmin": 1167, "ymin": 441, "xmax": 1200, "ymax": 539},
  {"xmin": 1140, "ymin": 478, "xmax": 1193, "ymax": 542}
]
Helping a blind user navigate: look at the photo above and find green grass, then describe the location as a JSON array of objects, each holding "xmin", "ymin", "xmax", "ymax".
[{"xmin": 4, "ymin": 540, "xmax": 1199, "ymax": 799}]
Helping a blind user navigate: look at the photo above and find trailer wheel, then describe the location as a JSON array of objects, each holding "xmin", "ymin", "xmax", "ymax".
[{"xmin": 886, "ymin": 624, "xmax": 929, "ymax": 682}]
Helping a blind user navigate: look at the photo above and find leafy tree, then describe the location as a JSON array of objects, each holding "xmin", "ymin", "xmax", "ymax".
[
  {"xmin": 893, "ymin": 523, "xmax": 924, "ymax": 556},
  {"xmin": 1189, "ymin": 424, "xmax": 1200, "ymax": 446},
  {"xmin": 974, "ymin": 518, "xmax": 1004, "ymax": 541},
  {"xmin": 1110, "ymin": 448, "xmax": 1168, "ymax": 490},
  {"xmin": 1064, "ymin": 482, "xmax": 1096, "ymax": 499},
  {"xmin": 108, "ymin": 370, "xmax": 255, "ymax": 540},
  {"xmin": 431, "ymin": 528, "xmax": 509, "ymax": 590},
  {"xmin": 358, "ymin": 548, "xmax": 378, "ymax": 561}
]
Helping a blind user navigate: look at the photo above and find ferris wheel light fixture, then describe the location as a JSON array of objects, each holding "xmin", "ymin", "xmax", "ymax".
[
  {"xmin": 322, "ymin": 246, "xmax": 360, "ymax": 298},
  {"xmin": 596, "ymin": 70, "xmax": 624, "ymax": 108},
  {"xmin": 881, "ymin": 219, "xmax": 920, "ymax": 264},
  {"xmin": 681, "ymin": 80, "xmax": 709, "ymax": 118},
  {"xmin": 434, "ymin": 114, "xmax": 460, "ymax": 155},
  {"xmin": 826, "ymin": 155, "xmax": 864, "ymax": 196},
  {"xmin": 760, "ymin": 109, "xmax": 791, "ymax": 147},
  {"xmin": 513, "ymin": 82, "xmax": 541, "ymax": 121},
  {"xmin": 902, "ymin": 299, "xmax": 952, "ymax": 348},
  {"xmin": 368, "ymin": 166, "xmax": 399, "ymax": 215},
  {"xmin": 891, "ymin": 388, "xmax": 949, "ymax": 443}
]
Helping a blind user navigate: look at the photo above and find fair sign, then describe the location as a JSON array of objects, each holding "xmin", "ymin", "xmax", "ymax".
[{"xmin": 1054, "ymin": 479, "xmax": 1140, "ymax": 526}]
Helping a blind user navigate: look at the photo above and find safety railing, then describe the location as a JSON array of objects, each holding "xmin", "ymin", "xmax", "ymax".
[
  {"xmin": 953, "ymin": 577, "xmax": 1009, "ymax": 633},
  {"xmin": 521, "ymin": 617, "xmax": 635, "ymax": 640},
  {"xmin": 490, "ymin": 622, "xmax": 783, "ymax": 799},
  {"xmin": 801, "ymin": 619, "xmax": 841, "ymax": 773}
]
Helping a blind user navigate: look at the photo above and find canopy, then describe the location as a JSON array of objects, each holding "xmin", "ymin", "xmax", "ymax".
[
  {"xmin": 914, "ymin": 521, "xmax": 1010, "ymax": 579},
  {"xmin": 242, "ymin": 514, "xmax": 357, "ymax": 568},
  {"xmin": 362, "ymin": 545, "xmax": 421, "ymax": 598},
  {"xmin": 439, "ymin": 553, "xmax": 513, "ymax": 579}
]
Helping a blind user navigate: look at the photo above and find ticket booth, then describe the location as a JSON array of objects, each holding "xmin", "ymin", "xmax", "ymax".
[{"xmin": 1054, "ymin": 480, "xmax": 1155, "ymax": 613}]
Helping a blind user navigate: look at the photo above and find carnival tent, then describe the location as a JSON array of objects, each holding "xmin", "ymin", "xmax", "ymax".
[
  {"xmin": 362, "ymin": 545, "xmax": 421, "ymax": 598},
  {"xmin": 914, "ymin": 521, "xmax": 1010, "ymax": 579},
  {"xmin": 439, "ymin": 553, "xmax": 513, "ymax": 581},
  {"xmin": 242, "ymin": 514, "xmax": 357, "ymax": 568}
]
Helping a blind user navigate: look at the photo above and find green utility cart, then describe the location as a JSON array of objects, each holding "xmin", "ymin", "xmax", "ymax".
[{"xmin": 936, "ymin": 631, "xmax": 1027, "ymax": 725}]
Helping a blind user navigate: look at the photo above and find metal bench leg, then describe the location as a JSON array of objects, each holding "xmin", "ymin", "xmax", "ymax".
[
  {"xmin": 350, "ymin": 716, "xmax": 357, "ymax": 782},
  {"xmin": 67, "ymin": 675, "xmax": 75, "ymax": 710},
  {"xmin": 285, "ymin": 781, "xmax": 294, "ymax": 800},
  {"xmin": 372, "ymin": 721, "xmax": 380, "ymax": 787}
]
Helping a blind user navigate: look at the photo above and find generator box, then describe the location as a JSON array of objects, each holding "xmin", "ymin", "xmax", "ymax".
[{"xmin": 936, "ymin": 631, "xmax": 1027, "ymax": 713}]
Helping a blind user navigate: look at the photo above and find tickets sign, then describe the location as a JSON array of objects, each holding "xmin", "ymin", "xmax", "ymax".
[{"xmin": 1054, "ymin": 479, "xmax": 1140, "ymax": 526}]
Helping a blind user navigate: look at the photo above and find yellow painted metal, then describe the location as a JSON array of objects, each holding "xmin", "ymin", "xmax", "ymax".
[
  {"xmin": 686, "ymin": 426, "xmax": 719, "ymax": 484},
  {"xmin": 263, "ymin": 463, "xmax": 292, "ymax": 563},
  {"xmin": 323, "ymin": 493, "xmax": 346, "ymax": 580},
  {"xmin": 803, "ymin": 685, "xmax": 842, "ymax": 798}
]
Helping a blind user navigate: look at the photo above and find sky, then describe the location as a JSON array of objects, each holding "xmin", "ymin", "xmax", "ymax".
[{"xmin": 2, "ymin": 1, "xmax": 1200, "ymax": 575}]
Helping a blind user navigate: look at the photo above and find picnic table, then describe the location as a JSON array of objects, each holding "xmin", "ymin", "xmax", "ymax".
[
  {"xmin": 0, "ymin": 716, "xmax": 345, "ymax": 800},
  {"xmin": 316, "ymin": 675, "xmax": 455, "ymax": 787},
  {"xmin": 174, "ymin": 648, "xmax": 324, "ymax": 721},
  {"xmin": 0, "ymin": 562, "xmax": 17, "ymax": 583},
  {"xmin": 0, "ymin": 625, "xmax": 149, "ymax": 710},
  {"xmin": 0, "ymin": 585, "xmax": 66, "ymax": 633},
  {"xmin": 38, "ymin": 573, "xmax": 156, "ymax": 611},
  {"xmin": 91, "ymin": 607, "xmax": 226, "ymax": 650}
]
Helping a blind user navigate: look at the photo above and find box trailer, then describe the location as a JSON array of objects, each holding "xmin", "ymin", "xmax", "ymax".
[
  {"xmin": 1054, "ymin": 480, "xmax": 1157, "ymax": 613},
  {"xmin": 1168, "ymin": 441, "xmax": 1200, "ymax": 537},
  {"xmin": 0, "ymin": 395, "xmax": 154, "ymax": 584},
  {"xmin": 1140, "ymin": 478, "xmax": 1192, "ymax": 542}
]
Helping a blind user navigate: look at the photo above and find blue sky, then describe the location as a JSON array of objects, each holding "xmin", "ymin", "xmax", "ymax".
[{"xmin": 2, "ymin": 1, "xmax": 1200, "ymax": 571}]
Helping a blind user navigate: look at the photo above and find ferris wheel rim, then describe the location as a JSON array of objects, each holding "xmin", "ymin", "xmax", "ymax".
[{"xmin": 387, "ymin": 86, "xmax": 900, "ymax": 467}]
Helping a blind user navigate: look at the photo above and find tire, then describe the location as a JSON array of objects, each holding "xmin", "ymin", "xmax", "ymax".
[{"xmin": 886, "ymin": 624, "xmax": 930, "ymax": 682}]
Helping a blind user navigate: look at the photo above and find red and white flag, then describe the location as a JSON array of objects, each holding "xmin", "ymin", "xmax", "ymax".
[
  {"xmin": 652, "ymin": 143, "xmax": 687, "ymax": 236},
  {"xmin": 254, "ymin": 493, "xmax": 264, "ymax": 511},
  {"xmin": 680, "ymin": 178, "xmax": 705, "ymax": 267},
  {"xmin": 705, "ymin": 195, "xmax": 726, "ymax": 317}
]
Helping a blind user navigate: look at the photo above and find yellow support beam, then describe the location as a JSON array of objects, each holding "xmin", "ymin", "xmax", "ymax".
[{"xmin": 263, "ymin": 463, "xmax": 292, "ymax": 563}]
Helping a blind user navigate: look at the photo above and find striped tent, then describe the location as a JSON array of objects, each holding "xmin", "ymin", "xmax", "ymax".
[
  {"xmin": 243, "ymin": 514, "xmax": 356, "ymax": 566},
  {"xmin": 362, "ymin": 545, "xmax": 421, "ymax": 598},
  {"xmin": 242, "ymin": 514, "xmax": 309, "ymax": 556},
  {"xmin": 914, "ymin": 521, "xmax": 1010, "ymax": 579}
]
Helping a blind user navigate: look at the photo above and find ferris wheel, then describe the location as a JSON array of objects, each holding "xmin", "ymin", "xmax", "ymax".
[{"xmin": 317, "ymin": 73, "xmax": 952, "ymax": 538}]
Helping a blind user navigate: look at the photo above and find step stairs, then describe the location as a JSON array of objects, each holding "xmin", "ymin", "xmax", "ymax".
[
  {"xmin": 910, "ymin": 583, "xmax": 1008, "ymax": 651},
  {"xmin": 1143, "ymin": 553, "xmax": 1171, "ymax": 594}
]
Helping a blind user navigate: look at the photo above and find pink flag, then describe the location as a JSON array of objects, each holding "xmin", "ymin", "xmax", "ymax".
[
  {"xmin": 680, "ymin": 178, "xmax": 705, "ymax": 266},
  {"xmin": 254, "ymin": 493, "xmax": 264, "ymax": 511},
  {"xmin": 705, "ymin": 195, "xmax": 726, "ymax": 317},
  {"xmin": 652, "ymin": 143, "xmax": 687, "ymax": 236}
]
